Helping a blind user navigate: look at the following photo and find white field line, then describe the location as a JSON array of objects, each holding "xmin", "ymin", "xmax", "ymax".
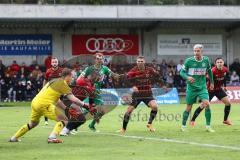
[
  {"xmin": 39, "ymin": 126, "xmax": 240, "ymax": 151},
  {"xmin": 79, "ymin": 130, "xmax": 240, "ymax": 151}
]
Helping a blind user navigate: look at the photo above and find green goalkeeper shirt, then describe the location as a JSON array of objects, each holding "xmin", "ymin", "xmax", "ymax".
[{"xmin": 180, "ymin": 56, "xmax": 213, "ymax": 91}]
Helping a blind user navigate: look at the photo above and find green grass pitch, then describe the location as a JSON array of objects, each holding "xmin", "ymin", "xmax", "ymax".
[{"xmin": 1, "ymin": 103, "xmax": 240, "ymax": 160}]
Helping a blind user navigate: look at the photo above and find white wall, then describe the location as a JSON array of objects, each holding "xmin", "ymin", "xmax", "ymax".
[
  {"xmin": 1, "ymin": 26, "xmax": 240, "ymax": 66},
  {"xmin": 143, "ymin": 27, "xmax": 229, "ymax": 65}
]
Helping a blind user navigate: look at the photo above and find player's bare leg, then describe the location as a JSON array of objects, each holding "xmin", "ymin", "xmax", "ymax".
[
  {"xmin": 147, "ymin": 100, "xmax": 158, "ymax": 132},
  {"xmin": 60, "ymin": 104, "xmax": 86, "ymax": 136},
  {"xmin": 181, "ymin": 105, "xmax": 192, "ymax": 132},
  {"xmin": 9, "ymin": 121, "xmax": 39, "ymax": 142},
  {"xmin": 190, "ymin": 102, "xmax": 205, "ymax": 127},
  {"xmin": 221, "ymin": 96, "xmax": 232, "ymax": 125},
  {"xmin": 118, "ymin": 105, "xmax": 135, "ymax": 134}
]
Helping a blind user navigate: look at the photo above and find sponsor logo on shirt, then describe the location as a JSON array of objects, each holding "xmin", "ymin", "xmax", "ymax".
[{"xmin": 188, "ymin": 68, "xmax": 206, "ymax": 75}]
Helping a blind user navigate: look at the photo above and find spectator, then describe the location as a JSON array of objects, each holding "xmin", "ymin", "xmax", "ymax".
[
  {"xmin": 230, "ymin": 71, "xmax": 239, "ymax": 86},
  {"xmin": 0, "ymin": 59, "xmax": 6, "ymax": 78},
  {"xmin": 31, "ymin": 65, "xmax": 42, "ymax": 79},
  {"xmin": 166, "ymin": 70, "xmax": 174, "ymax": 88},
  {"xmin": 34, "ymin": 72, "xmax": 44, "ymax": 93},
  {"xmin": 230, "ymin": 58, "xmax": 240, "ymax": 76},
  {"xmin": 18, "ymin": 63, "xmax": 29, "ymax": 77},
  {"xmin": 16, "ymin": 81, "xmax": 26, "ymax": 102},
  {"xmin": 71, "ymin": 62, "xmax": 82, "ymax": 83},
  {"xmin": 19, "ymin": 74, "xmax": 27, "ymax": 85},
  {"xmin": 160, "ymin": 59, "xmax": 168, "ymax": 80},
  {"xmin": 5, "ymin": 66, "xmax": 15, "ymax": 77},
  {"xmin": 174, "ymin": 71, "xmax": 185, "ymax": 91},
  {"xmin": 7, "ymin": 74, "xmax": 18, "ymax": 102},
  {"xmin": 62, "ymin": 59, "xmax": 69, "ymax": 68},
  {"xmin": 28, "ymin": 60, "xmax": 38, "ymax": 72},
  {"xmin": 0, "ymin": 78, "xmax": 8, "ymax": 101},
  {"xmin": 44, "ymin": 55, "xmax": 52, "ymax": 69},
  {"xmin": 103, "ymin": 58, "xmax": 109, "ymax": 66},
  {"xmin": 10, "ymin": 60, "xmax": 20, "ymax": 74},
  {"xmin": 177, "ymin": 59, "xmax": 184, "ymax": 72},
  {"xmin": 25, "ymin": 81, "xmax": 35, "ymax": 101}
]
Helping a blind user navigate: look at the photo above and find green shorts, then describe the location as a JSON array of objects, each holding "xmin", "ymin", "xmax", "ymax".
[
  {"xmin": 83, "ymin": 96, "xmax": 104, "ymax": 106},
  {"xmin": 186, "ymin": 88, "xmax": 209, "ymax": 105}
]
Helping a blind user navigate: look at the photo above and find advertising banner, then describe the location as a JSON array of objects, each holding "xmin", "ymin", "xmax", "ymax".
[
  {"xmin": 72, "ymin": 34, "xmax": 139, "ymax": 55},
  {"xmin": 0, "ymin": 34, "xmax": 52, "ymax": 55},
  {"xmin": 157, "ymin": 34, "xmax": 222, "ymax": 55}
]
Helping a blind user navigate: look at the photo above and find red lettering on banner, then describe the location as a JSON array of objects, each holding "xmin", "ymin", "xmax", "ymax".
[
  {"xmin": 226, "ymin": 90, "xmax": 233, "ymax": 100},
  {"xmin": 72, "ymin": 35, "xmax": 139, "ymax": 55},
  {"xmin": 233, "ymin": 90, "xmax": 240, "ymax": 99}
]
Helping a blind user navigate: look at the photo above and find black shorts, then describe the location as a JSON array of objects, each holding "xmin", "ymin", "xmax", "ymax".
[
  {"xmin": 209, "ymin": 89, "xmax": 227, "ymax": 101},
  {"xmin": 130, "ymin": 92, "xmax": 155, "ymax": 108}
]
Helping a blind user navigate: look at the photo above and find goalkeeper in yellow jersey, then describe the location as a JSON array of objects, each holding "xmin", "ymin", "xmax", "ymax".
[{"xmin": 9, "ymin": 68, "xmax": 94, "ymax": 143}]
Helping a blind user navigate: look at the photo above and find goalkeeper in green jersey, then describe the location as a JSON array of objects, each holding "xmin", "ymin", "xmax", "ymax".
[{"xmin": 180, "ymin": 44, "xmax": 215, "ymax": 132}]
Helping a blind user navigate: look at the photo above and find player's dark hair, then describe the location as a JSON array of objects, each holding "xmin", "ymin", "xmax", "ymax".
[
  {"xmin": 137, "ymin": 56, "xmax": 145, "ymax": 59},
  {"xmin": 51, "ymin": 57, "xmax": 58, "ymax": 61},
  {"xmin": 215, "ymin": 57, "xmax": 223, "ymax": 63},
  {"xmin": 62, "ymin": 68, "xmax": 72, "ymax": 77}
]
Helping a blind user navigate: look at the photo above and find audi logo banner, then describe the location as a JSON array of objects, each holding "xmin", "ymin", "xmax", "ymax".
[{"xmin": 72, "ymin": 34, "xmax": 139, "ymax": 55}]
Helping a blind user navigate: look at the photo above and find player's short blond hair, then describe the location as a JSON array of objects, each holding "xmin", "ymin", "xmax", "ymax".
[{"xmin": 193, "ymin": 44, "xmax": 203, "ymax": 50}]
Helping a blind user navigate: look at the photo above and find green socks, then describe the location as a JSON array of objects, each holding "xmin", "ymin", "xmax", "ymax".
[
  {"xmin": 89, "ymin": 119, "xmax": 96, "ymax": 128},
  {"xmin": 182, "ymin": 111, "xmax": 190, "ymax": 126},
  {"xmin": 205, "ymin": 108, "xmax": 211, "ymax": 126}
]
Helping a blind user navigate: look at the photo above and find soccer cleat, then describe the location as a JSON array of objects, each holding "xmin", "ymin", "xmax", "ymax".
[
  {"xmin": 88, "ymin": 124, "xmax": 99, "ymax": 132},
  {"xmin": 60, "ymin": 132, "xmax": 69, "ymax": 136},
  {"xmin": 116, "ymin": 128, "xmax": 126, "ymax": 134},
  {"xmin": 146, "ymin": 124, "xmax": 156, "ymax": 132},
  {"xmin": 190, "ymin": 121, "xmax": 196, "ymax": 127},
  {"xmin": 181, "ymin": 125, "xmax": 187, "ymax": 132},
  {"xmin": 206, "ymin": 126, "xmax": 215, "ymax": 133},
  {"xmin": 44, "ymin": 121, "xmax": 49, "ymax": 126},
  {"xmin": 9, "ymin": 137, "xmax": 21, "ymax": 142},
  {"xmin": 223, "ymin": 120, "xmax": 232, "ymax": 125},
  {"xmin": 70, "ymin": 129, "xmax": 78, "ymax": 135},
  {"xmin": 47, "ymin": 138, "xmax": 63, "ymax": 143},
  {"xmin": 60, "ymin": 127, "xmax": 70, "ymax": 136}
]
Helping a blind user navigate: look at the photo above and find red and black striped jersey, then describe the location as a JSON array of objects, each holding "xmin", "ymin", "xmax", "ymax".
[
  {"xmin": 127, "ymin": 66, "xmax": 158, "ymax": 93},
  {"xmin": 45, "ymin": 67, "xmax": 63, "ymax": 81},
  {"xmin": 207, "ymin": 66, "xmax": 228, "ymax": 91}
]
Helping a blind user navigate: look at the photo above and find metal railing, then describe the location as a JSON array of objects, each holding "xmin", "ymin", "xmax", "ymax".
[{"xmin": 1, "ymin": 0, "xmax": 240, "ymax": 5}]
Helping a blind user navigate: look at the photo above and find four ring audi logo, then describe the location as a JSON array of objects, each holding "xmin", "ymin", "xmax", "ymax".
[{"xmin": 86, "ymin": 38, "xmax": 134, "ymax": 53}]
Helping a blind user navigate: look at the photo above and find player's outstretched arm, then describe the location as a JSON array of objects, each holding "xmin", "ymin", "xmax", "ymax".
[
  {"xmin": 66, "ymin": 94, "xmax": 97, "ymax": 115},
  {"xmin": 66, "ymin": 93, "xmax": 85, "ymax": 107},
  {"xmin": 110, "ymin": 71, "xmax": 121, "ymax": 80},
  {"xmin": 56, "ymin": 99, "xmax": 67, "ymax": 110},
  {"xmin": 207, "ymin": 69, "xmax": 214, "ymax": 90}
]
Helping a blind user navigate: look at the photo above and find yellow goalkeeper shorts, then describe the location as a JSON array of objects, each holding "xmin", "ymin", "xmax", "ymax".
[{"xmin": 30, "ymin": 98, "xmax": 62, "ymax": 122}]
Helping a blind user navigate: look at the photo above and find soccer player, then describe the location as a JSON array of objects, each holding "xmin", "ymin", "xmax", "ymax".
[
  {"xmin": 119, "ymin": 56, "xmax": 160, "ymax": 133},
  {"xmin": 180, "ymin": 44, "xmax": 215, "ymax": 132},
  {"xmin": 9, "ymin": 68, "xmax": 92, "ymax": 143},
  {"xmin": 43, "ymin": 57, "xmax": 63, "ymax": 125},
  {"xmin": 60, "ymin": 70, "xmax": 100, "ymax": 136},
  {"xmin": 69, "ymin": 53, "xmax": 119, "ymax": 132},
  {"xmin": 190, "ymin": 57, "xmax": 232, "ymax": 125}
]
